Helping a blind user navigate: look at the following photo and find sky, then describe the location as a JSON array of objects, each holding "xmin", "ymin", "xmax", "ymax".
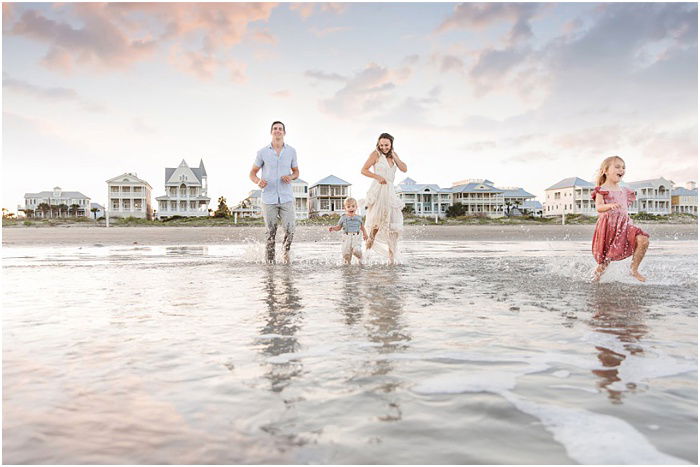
[{"xmin": 2, "ymin": 2, "xmax": 698, "ymax": 212}]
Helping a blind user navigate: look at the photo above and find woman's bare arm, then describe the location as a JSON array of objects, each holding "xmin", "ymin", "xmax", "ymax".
[
  {"xmin": 361, "ymin": 151, "xmax": 385, "ymax": 183},
  {"xmin": 391, "ymin": 151, "xmax": 408, "ymax": 172}
]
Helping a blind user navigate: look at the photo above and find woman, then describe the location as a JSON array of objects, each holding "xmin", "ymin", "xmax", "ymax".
[{"xmin": 361, "ymin": 133, "xmax": 408, "ymax": 263}]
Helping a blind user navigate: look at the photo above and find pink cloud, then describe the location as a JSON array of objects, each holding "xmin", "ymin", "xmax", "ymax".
[
  {"xmin": 7, "ymin": 3, "xmax": 277, "ymax": 77},
  {"xmin": 290, "ymin": 3, "xmax": 348, "ymax": 20}
]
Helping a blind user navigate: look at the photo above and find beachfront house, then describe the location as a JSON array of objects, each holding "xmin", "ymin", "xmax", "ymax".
[
  {"xmin": 500, "ymin": 187, "xmax": 537, "ymax": 216},
  {"xmin": 396, "ymin": 177, "xmax": 453, "ymax": 217},
  {"xmin": 671, "ymin": 182, "xmax": 698, "ymax": 215},
  {"xmin": 521, "ymin": 200, "xmax": 543, "ymax": 217},
  {"xmin": 292, "ymin": 178, "xmax": 309, "ymax": 219},
  {"xmin": 543, "ymin": 177, "xmax": 596, "ymax": 217},
  {"xmin": 626, "ymin": 178, "xmax": 673, "ymax": 215},
  {"xmin": 450, "ymin": 179, "xmax": 504, "ymax": 218},
  {"xmin": 231, "ymin": 179, "xmax": 309, "ymax": 219},
  {"xmin": 309, "ymin": 175, "xmax": 351, "ymax": 217},
  {"xmin": 155, "ymin": 159, "xmax": 211, "ymax": 219},
  {"xmin": 22, "ymin": 186, "xmax": 91, "ymax": 218},
  {"xmin": 106, "ymin": 173, "xmax": 153, "ymax": 220},
  {"xmin": 232, "ymin": 189, "xmax": 262, "ymax": 218},
  {"xmin": 90, "ymin": 202, "xmax": 105, "ymax": 220}
]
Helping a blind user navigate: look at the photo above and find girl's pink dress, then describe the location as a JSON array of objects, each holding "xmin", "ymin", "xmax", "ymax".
[{"xmin": 591, "ymin": 187, "xmax": 649, "ymax": 264}]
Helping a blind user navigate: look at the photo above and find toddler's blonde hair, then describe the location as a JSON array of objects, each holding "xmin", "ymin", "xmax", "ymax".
[
  {"xmin": 344, "ymin": 197, "xmax": 357, "ymax": 207},
  {"xmin": 595, "ymin": 156, "xmax": 625, "ymax": 186}
]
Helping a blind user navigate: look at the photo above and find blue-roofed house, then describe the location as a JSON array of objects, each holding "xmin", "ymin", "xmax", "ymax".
[
  {"xmin": 309, "ymin": 175, "xmax": 351, "ymax": 216},
  {"xmin": 155, "ymin": 159, "xmax": 211, "ymax": 219},
  {"xmin": 543, "ymin": 177, "xmax": 595, "ymax": 217},
  {"xmin": 396, "ymin": 177, "xmax": 453, "ymax": 217},
  {"xmin": 499, "ymin": 187, "xmax": 537, "ymax": 216},
  {"xmin": 450, "ymin": 179, "xmax": 505, "ymax": 217},
  {"xmin": 671, "ymin": 182, "xmax": 697, "ymax": 215},
  {"xmin": 231, "ymin": 189, "xmax": 263, "ymax": 218},
  {"xmin": 626, "ymin": 177, "xmax": 673, "ymax": 215}
]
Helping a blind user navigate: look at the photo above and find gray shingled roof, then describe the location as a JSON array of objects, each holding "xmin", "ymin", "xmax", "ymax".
[
  {"xmin": 24, "ymin": 191, "xmax": 90, "ymax": 199},
  {"xmin": 545, "ymin": 177, "xmax": 594, "ymax": 190},
  {"xmin": 311, "ymin": 175, "xmax": 351, "ymax": 187},
  {"xmin": 165, "ymin": 160, "xmax": 206, "ymax": 184},
  {"xmin": 452, "ymin": 182, "xmax": 503, "ymax": 194},
  {"xmin": 672, "ymin": 187, "xmax": 698, "ymax": 196},
  {"xmin": 396, "ymin": 183, "xmax": 453, "ymax": 193},
  {"xmin": 500, "ymin": 187, "xmax": 535, "ymax": 198}
]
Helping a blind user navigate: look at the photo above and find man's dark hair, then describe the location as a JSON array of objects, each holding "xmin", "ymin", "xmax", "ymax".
[{"xmin": 271, "ymin": 121, "xmax": 286, "ymax": 132}]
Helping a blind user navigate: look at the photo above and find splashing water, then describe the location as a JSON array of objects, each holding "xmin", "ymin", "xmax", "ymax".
[{"xmin": 2, "ymin": 239, "xmax": 696, "ymax": 464}]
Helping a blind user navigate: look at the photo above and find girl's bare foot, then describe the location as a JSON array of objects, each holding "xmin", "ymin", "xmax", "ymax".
[
  {"xmin": 631, "ymin": 270, "xmax": 647, "ymax": 282},
  {"xmin": 592, "ymin": 263, "xmax": 608, "ymax": 282},
  {"xmin": 365, "ymin": 236, "xmax": 374, "ymax": 249}
]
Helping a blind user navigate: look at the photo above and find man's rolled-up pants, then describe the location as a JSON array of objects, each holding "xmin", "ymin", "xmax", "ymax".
[{"xmin": 262, "ymin": 201, "xmax": 295, "ymax": 262}]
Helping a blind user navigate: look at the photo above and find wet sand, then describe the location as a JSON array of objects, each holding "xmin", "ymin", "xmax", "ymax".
[{"xmin": 2, "ymin": 224, "xmax": 696, "ymax": 246}]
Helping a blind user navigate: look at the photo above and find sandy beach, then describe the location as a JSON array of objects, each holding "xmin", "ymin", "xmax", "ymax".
[{"xmin": 2, "ymin": 223, "xmax": 697, "ymax": 246}]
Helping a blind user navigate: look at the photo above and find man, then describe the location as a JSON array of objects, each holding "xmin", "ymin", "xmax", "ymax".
[{"xmin": 249, "ymin": 121, "xmax": 299, "ymax": 263}]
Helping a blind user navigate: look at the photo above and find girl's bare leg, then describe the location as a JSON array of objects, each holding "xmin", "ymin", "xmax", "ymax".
[
  {"xmin": 593, "ymin": 261, "xmax": 609, "ymax": 282},
  {"xmin": 343, "ymin": 254, "xmax": 352, "ymax": 265},
  {"xmin": 631, "ymin": 235, "xmax": 649, "ymax": 282}
]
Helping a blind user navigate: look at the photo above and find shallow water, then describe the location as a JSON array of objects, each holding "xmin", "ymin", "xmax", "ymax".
[{"xmin": 2, "ymin": 240, "xmax": 697, "ymax": 464}]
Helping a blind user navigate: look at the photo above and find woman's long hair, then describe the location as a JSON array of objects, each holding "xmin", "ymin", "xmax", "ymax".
[
  {"xmin": 376, "ymin": 132, "xmax": 395, "ymax": 158},
  {"xmin": 595, "ymin": 156, "xmax": 625, "ymax": 186}
]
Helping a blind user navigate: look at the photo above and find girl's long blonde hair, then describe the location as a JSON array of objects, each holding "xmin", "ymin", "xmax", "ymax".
[{"xmin": 595, "ymin": 156, "xmax": 625, "ymax": 186}]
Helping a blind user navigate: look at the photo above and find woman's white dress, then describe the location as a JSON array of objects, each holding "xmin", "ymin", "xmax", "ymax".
[{"xmin": 364, "ymin": 152, "xmax": 404, "ymax": 259}]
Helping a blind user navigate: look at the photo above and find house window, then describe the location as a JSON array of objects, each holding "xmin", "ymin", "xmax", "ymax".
[
  {"xmin": 112, "ymin": 199, "xmax": 119, "ymax": 210},
  {"xmin": 190, "ymin": 187, "xmax": 197, "ymax": 196},
  {"xmin": 122, "ymin": 199, "xmax": 131, "ymax": 210},
  {"xmin": 320, "ymin": 199, "xmax": 329, "ymax": 210},
  {"xmin": 134, "ymin": 200, "xmax": 142, "ymax": 210},
  {"xmin": 111, "ymin": 186, "xmax": 120, "ymax": 193},
  {"xmin": 134, "ymin": 186, "xmax": 142, "ymax": 193},
  {"xmin": 170, "ymin": 201, "xmax": 177, "ymax": 210},
  {"xmin": 122, "ymin": 186, "xmax": 131, "ymax": 193}
]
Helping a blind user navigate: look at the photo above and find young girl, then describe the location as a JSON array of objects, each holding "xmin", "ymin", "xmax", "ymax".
[{"xmin": 591, "ymin": 156, "xmax": 650, "ymax": 282}]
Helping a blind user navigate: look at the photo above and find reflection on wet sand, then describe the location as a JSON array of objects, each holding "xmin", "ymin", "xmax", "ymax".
[
  {"xmin": 587, "ymin": 286, "xmax": 648, "ymax": 403},
  {"xmin": 259, "ymin": 266, "xmax": 303, "ymax": 393},
  {"xmin": 361, "ymin": 268, "xmax": 410, "ymax": 422}
]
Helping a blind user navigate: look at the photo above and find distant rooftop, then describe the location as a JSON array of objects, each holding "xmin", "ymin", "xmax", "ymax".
[{"xmin": 545, "ymin": 177, "xmax": 594, "ymax": 190}]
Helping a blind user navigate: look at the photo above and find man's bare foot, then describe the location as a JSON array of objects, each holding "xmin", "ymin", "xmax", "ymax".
[{"xmin": 631, "ymin": 270, "xmax": 646, "ymax": 282}]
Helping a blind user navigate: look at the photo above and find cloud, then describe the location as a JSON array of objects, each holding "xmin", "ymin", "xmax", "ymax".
[
  {"xmin": 132, "ymin": 117, "xmax": 157, "ymax": 134},
  {"xmin": 6, "ymin": 3, "xmax": 277, "ymax": 77},
  {"xmin": 3, "ymin": 73, "xmax": 107, "ymax": 112},
  {"xmin": 290, "ymin": 3, "xmax": 348, "ymax": 19},
  {"xmin": 309, "ymin": 26, "xmax": 351, "ymax": 37},
  {"xmin": 316, "ymin": 62, "xmax": 415, "ymax": 118},
  {"xmin": 437, "ymin": 3, "xmax": 544, "ymax": 46},
  {"xmin": 249, "ymin": 30, "xmax": 277, "ymax": 44},
  {"xmin": 305, "ymin": 70, "xmax": 347, "ymax": 82},
  {"xmin": 271, "ymin": 90, "xmax": 291, "ymax": 98}
]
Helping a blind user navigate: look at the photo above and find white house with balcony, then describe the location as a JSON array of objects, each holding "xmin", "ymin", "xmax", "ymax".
[
  {"xmin": 292, "ymin": 178, "xmax": 309, "ymax": 219},
  {"xmin": 626, "ymin": 178, "xmax": 672, "ymax": 215},
  {"xmin": 22, "ymin": 186, "xmax": 91, "ymax": 218},
  {"xmin": 543, "ymin": 177, "xmax": 596, "ymax": 217},
  {"xmin": 106, "ymin": 173, "xmax": 153, "ymax": 220},
  {"xmin": 155, "ymin": 159, "xmax": 210, "ymax": 219},
  {"xmin": 500, "ymin": 187, "xmax": 537, "ymax": 216},
  {"xmin": 232, "ymin": 179, "xmax": 309, "ymax": 219},
  {"xmin": 671, "ymin": 182, "xmax": 697, "ymax": 215},
  {"xmin": 450, "ymin": 179, "xmax": 505, "ymax": 217},
  {"xmin": 396, "ymin": 177, "xmax": 452, "ymax": 217},
  {"xmin": 309, "ymin": 175, "xmax": 351, "ymax": 216}
]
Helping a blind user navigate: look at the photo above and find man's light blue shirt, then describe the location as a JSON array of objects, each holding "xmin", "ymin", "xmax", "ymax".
[{"xmin": 254, "ymin": 143, "xmax": 298, "ymax": 205}]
